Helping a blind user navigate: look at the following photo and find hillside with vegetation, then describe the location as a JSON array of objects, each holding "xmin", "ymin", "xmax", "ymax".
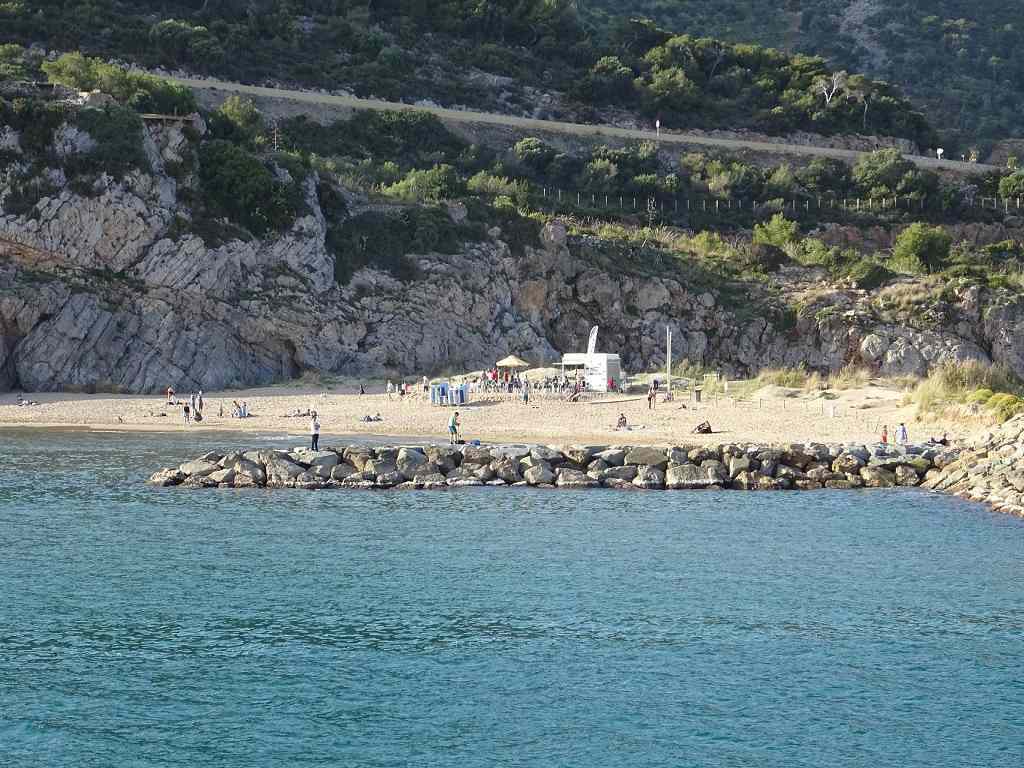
[
  {"xmin": 0, "ymin": 1, "xmax": 932, "ymax": 145},
  {"xmin": 587, "ymin": 0, "xmax": 1024, "ymax": 148},
  {"xmin": 2, "ymin": 48, "xmax": 1024, "ymax": 399}
]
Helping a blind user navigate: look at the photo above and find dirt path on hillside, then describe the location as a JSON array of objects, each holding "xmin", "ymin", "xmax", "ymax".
[{"xmin": 166, "ymin": 76, "xmax": 995, "ymax": 174}]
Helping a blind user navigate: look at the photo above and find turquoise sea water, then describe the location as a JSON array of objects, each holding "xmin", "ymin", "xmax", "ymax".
[{"xmin": 1, "ymin": 430, "xmax": 1022, "ymax": 767}]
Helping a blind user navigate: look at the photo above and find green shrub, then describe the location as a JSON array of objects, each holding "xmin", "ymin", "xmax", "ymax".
[
  {"xmin": 966, "ymin": 388, "xmax": 995, "ymax": 404},
  {"xmin": 197, "ymin": 139, "xmax": 302, "ymax": 236},
  {"xmin": 0, "ymin": 98, "xmax": 69, "ymax": 155},
  {"xmin": 383, "ymin": 164, "xmax": 463, "ymax": 202},
  {"xmin": 72, "ymin": 105, "xmax": 149, "ymax": 177},
  {"xmin": 753, "ymin": 213, "xmax": 799, "ymax": 248},
  {"xmin": 891, "ymin": 223, "xmax": 952, "ymax": 274},
  {"xmin": 42, "ymin": 53, "xmax": 196, "ymax": 114},
  {"xmin": 999, "ymin": 171, "xmax": 1024, "ymax": 200},
  {"xmin": 329, "ymin": 208, "xmax": 465, "ymax": 284},
  {"xmin": 843, "ymin": 260, "xmax": 895, "ymax": 290},
  {"xmin": 467, "ymin": 171, "xmax": 529, "ymax": 205},
  {"xmin": 986, "ymin": 393, "xmax": 1024, "ymax": 422}
]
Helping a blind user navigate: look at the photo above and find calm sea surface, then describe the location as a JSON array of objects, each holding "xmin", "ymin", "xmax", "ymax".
[{"xmin": 1, "ymin": 430, "xmax": 1022, "ymax": 767}]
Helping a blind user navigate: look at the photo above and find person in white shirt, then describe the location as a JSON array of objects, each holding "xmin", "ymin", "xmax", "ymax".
[{"xmin": 310, "ymin": 412, "xmax": 321, "ymax": 451}]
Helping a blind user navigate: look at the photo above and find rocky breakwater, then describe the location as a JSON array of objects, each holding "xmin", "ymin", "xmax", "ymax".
[
  {"xmin": 149, "ymin": 441, "xmax": 956, "ymax": 493},
  {"xmin": 921, "ymin": 415, "xmax": 1024, "ymax": 517}
]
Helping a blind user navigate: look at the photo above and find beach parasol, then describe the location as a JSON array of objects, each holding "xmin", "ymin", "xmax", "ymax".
[{"xmin": 496, "ymin": 354, "xmax": 531, "ymax": 370}]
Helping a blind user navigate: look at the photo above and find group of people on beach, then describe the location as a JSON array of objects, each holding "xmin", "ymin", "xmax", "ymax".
[
  {"xmin": 880, "ymin": 422, "xmax": 909, "ymax": 445},
  {"xmin": 167, "ymin": 386, "xmax": 205, "ymax": 425},
  {"xmin": 384, "ymin": 377, "xmax": 431, "ymax": 399}
]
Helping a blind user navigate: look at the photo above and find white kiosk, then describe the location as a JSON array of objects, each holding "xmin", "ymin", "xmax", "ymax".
[{"xmin": 560, "ymin": 327, "xmax": 622, "ymax": 393}]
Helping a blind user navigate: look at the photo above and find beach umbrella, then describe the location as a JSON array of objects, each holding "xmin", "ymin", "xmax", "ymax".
[{"xmin": 496, "ymin": 354, "xmax": 531, "ymax": 370}]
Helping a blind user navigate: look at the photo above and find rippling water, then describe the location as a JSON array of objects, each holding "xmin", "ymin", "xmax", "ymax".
[{"xmin": 1, "ymin": 430, "xmax": 1022, "ymax": 767}]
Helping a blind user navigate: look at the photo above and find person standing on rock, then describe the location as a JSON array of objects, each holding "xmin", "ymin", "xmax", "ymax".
[
  {"xmin": 448, "ymin": 411, "xmax": 461, "ymax": 444},
  {"xmin": 310, "ymin": 411, "xmax": 321, "ymax": 451}
]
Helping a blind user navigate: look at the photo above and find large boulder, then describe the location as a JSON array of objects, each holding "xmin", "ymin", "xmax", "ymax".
[
  {"xmin": 564, "ymin": 445, "xmax": 602, "ymax": 465},
  {"xmin": 781, "ymin": 444, "xmax": 816, "ymax": 469},
  {"xmin": 667, "ymin": 447, "xmax": 690, "ymax": 465},
  {"xmin": 209, "ymin": 468, "xmax": 236, "ymax": 486},
  {"xmin": 833, "ymin": 453, "xmax": 865, "ymax": 474},
  {"xmin": 602, "ymin": 465, "xmax": 638, "ymax": 482},
  {"xmin": 149, "ymin": 468, "xmax": 184, "ymax": 486},
  {"xmin": 555, "ymin": 468, "xmax": 600, "ymax": 489},
  {"xmin": 624, "ymin": 447, "xmax": 669, "ymax": 468},
  {"xmin": 687, "ymin": 446, "xmax": 720, "ymax": 464},
  {"xmin": 461, "ymin": 445, "xmax": 493, "ymax": 466},
  {"xmin": 364, "ymin": 458, "xmax": 398, "ymax": 476},
  {"xmin": 396, "ymin": 448, "xmax": 429, "ymax": 479},
  {"xmin": 344, "ymin": 449, "xmax": 373, "ymax": 471},
  {"xmin": 632, "ymin": 465, "xmax": 665, "ymax": 489},
  {"xmin": 306, "ymin": 451, "xmax": 341, "ymax": 469},
  {"xmin": 330, "ymin": 463, "xmax": 357, "ymax": 481},
  {"xmin": 266, "ymin": 456, "xmax": 305, "ymax": 487},
  {"xmin": 860, "ymin": 466, "xmax": 896, "ymax": 488},
  {"xmin": 732, "ymin": 470, "xmax": 762, "ymax": 490},
  {"xmin": 233, "ymin": 458, "xmax": 266, "ymax": 485},
  {"xmin": 491, "ymin": 445, "xmax": 531, "ymax": 462},
  {"xmin": 472, "ymin": 464, "xmax": 496, "ymax": 482},
  {"xmin": 490, "ymin": 457, "xmax": 522, "ymax": 483},
  {"xmin": 895, "ymin": 465, "xmax": 920, "ymax": 486},
  {"xmin": 426, "ymin": 446, "xmax": 462, "ymax": 472},
  {"xmin": 530, "ymin": 446, "xmax": 566, "ymax": 465},
  {"xmin": 594, "ymin": 448, "xmax": 627, "ymax": 466},
  {"xmin": 728, "ymin": 455, "xmax": 751, "ymax": 479},
  {"xmin": 665, "ymin": 463, "xmax": 722, "ymax": 490},
  {"xmin": 179, "ymin": 459, "xmax": 219, "ymax": 478},
  {"xmin": 523, "ymin": 463, "xmax": 555, "ymax": 486}
]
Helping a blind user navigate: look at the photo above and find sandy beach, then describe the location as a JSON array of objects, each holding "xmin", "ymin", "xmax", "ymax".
[{"xmin": 0, "ymin": 378, "xmax": 972, "ymax": 447}]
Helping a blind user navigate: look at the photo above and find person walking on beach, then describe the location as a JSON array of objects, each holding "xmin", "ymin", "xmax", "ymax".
[
  {"xmin": 166, "ymin": 385, "xmax": 175, "ymax": 405},
  {"xmin": 196, "ymin": 390, "xmax": 204, "ymax": 415},
  {"xmin": 647, "ymin": 386, "xmax": 656, "ymax": 410},
  {"xmin": 182, "ymin": 399, "xmax": 191, "ymax": 425},
  {"xmin": 359, "ymin": 383, "xmax": 366, "ymax": 396},
  {"xmin": 897, "ymin": 422, "xmax": 908, "ymax": 444},
  {"xmin": 310, "ymin": 411, "xmax": 321, "ymax": 451},
  {"xmin": 448, "ymin": 411, "xmax": 461, "ymax": 444},
  {"xmin": 881, "ymin": 424, "xmax": 889, "ymax": 444},
  {"xmin": 386, "ymin": 380, "xmax": 394, "ymax": 399}
]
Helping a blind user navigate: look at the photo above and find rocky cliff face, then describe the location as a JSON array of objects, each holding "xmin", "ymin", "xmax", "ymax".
[{"xmin": 2, "ymin": 122, "xmax": 1024, "ymax": 394}]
